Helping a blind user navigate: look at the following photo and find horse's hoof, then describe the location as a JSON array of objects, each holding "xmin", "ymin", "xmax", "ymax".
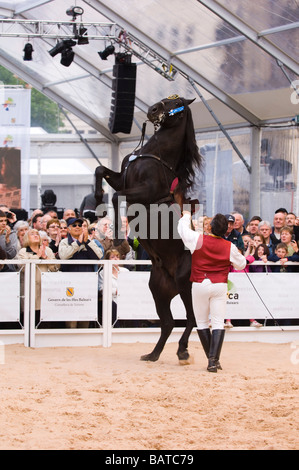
[
  {"xmin": 140, "ymin": 353, "xmax": 159, "ymax": 362},
  {"xmin": 177, "ymin": 349, "xmax": 194, "ymax": 365},
  {"xmin": 179, "ymin": 355, "xmax": 194, "ymax": 366}
]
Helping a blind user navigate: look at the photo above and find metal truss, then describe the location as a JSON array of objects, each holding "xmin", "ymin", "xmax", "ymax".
[{"xmin": 0, "ymin": 18, "xmax": 116, "ymax": 40}]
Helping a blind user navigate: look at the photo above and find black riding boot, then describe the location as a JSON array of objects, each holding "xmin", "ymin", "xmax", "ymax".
[
  {"xmin": 207, "ymin": 329, "xmax": 225, "ymax": 373},
  {"xmin": 197, "ymin": 328, "xmax": 211, "ymax": 358}
]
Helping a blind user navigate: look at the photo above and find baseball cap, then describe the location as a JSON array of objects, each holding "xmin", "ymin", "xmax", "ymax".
[
  {"xmin": 225, "ymin": 214, "xmax": 235, "ymax": 223},
  {"xmin": 67, "ymin": 217, "xmax": 83, "ymax": 227}
]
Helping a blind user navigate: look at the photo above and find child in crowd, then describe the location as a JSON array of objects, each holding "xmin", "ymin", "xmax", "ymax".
[{"xmin": 268, "ymin": 242, "xmax": 290, "ymax": 272}]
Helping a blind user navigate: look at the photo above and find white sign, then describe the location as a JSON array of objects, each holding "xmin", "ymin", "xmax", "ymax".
[
  {"xmin": 41, "ymin": 272, "xmax": 98, "ymax": 322},
  {"xmin": 0, "ymin": 272, "xmax": 20, "ymax": 322},
  {"xmin": 117, "ymin": 271, "xmax": 299, "ymax": 320}
]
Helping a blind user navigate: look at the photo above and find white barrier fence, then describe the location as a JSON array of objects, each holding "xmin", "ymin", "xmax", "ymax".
[{"xmin": 0, "ymin": 259, "xmax": 299, "ymax": 348}]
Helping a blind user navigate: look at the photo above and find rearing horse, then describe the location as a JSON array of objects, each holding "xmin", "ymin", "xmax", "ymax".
[{"xmin": 95, "ymin": 95, "xmax": 202, "ymax": 362}]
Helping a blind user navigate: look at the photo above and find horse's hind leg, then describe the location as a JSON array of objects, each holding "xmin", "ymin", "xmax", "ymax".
[
  {"xmin": 140, "ymin": 268, "xmax": 175, "ymax": 362},
  {"xmin": 177, "ymin": 287, "xmax": 196, "ymax": 364}
]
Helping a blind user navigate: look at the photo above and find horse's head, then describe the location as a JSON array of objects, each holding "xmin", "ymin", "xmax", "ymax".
[{"xmin": 147, "ymin": 95, "xmax": 195, "ymax": 129}]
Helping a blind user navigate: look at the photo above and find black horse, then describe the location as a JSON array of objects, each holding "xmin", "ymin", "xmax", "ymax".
[{"xmin": 95, "ymin": 95, "xmax": 202, "ymax": 362}]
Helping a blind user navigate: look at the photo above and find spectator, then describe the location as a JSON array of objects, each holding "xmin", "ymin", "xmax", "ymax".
[
  {"xmin": 280, "ymin": 226, "xmax": 298, "ymax": 256},
  {"xmin": 247, "ymin": 216, "xmax": 262, "ymax": 236},
  {"xmin": 46, "ymin": 218, "xmax": 61, "ymax": 257},
  {"xmin": 0, "ymin": 209, "xmax": 18, "ymax": 259},
  {"xmin": 40, "ymin": 213, "xmax": 52, "ymax": 232},
  {"xmin": 28, "ymin": 209, "xmax": 43, "ymax": 227},
  {"xmin": 268, "ymin": 243, "xmax": 289, "ymax": 272},
  {"xmin": 203, "ymin": 216, "xmax": 212, "ymax": 235},
  {"xmin": 223, "ymin": 214, "xmax": 244, "ymax": 252},
  {"xmin": 58, "ymin": 216, "xmax": 104, "ymax": 328},
  {"xmin": 249, "ymin": 243, "xmax": 270, "ymax": 273},
  {"xmin": 95, "ymin": 216, "xmax": 114, "ymax": 253},
  {"xmin": 0, "ymin": 246, "xmax": 10, "ymax": 272},
  {"xmin": 62, "ymin": 208, "xmax": 76, "ymax": 221},
  {"xmin": 59, "ymin": 219, "xmax": 68, "ymax": 239},
  {"xmin": 258, "ymin": 220, "xmax": 275, "ymax": 255},
  {"xmin": 31, "ymin": 213, "xmax": 43, "ymax": 231},
  {"xmin": 242, "ymin": 234, "xmax": 254, "ymax": 256},
  {"xmin": 18, "ymin": 228, "xmax": 59, "ymax": 326},
  {"xmin": 98, "ymin": 248, "xmax": 129, "ymax": 326},
  {"xmin": 14, "ymin": 220, "xmax": 29, "ymax": 250},
  {"xmin": 232, "ymin": 212, "xmax": 248, "ymax": 235},
  {"xmin": 286, "ymin": 212, "xmax": 296, "ymax": 228},
  {"xmin": 79, "ymin": 192, "xmax": 98, "ymax": 223},
  {"xmin": 271, "ymin": 210, "xmax": 286, "ymax": 245},
  {"xmin": 253, "ymin": 233, "xmax": 266, "ymax": 248}
]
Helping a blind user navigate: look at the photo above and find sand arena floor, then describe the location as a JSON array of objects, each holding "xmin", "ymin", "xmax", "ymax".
[{"xmin": 0, "ymin": 341, "xmax": 298, "ymax": 450}]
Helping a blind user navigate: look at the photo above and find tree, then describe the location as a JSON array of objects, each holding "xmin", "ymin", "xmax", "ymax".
[{"xmin": 0, "ymin": 65, "xmax": 65, "ymax": 133}]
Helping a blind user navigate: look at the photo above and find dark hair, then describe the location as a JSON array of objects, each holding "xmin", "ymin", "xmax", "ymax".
[
  {"xmin": 254, "ymin": 243, "xmax": 270, "ymax": 260},
  {"xmin": 0, "ymin": 210, "xmax": 6, "ymax": 218},
  {"xmin": 211, "ymin": 213, "xmax": 228, "ymax": 237}
]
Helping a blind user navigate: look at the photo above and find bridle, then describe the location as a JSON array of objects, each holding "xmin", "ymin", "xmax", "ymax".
[{"xmin": 151, "ymin": 96, "xmax": 185, "ymax": 130}]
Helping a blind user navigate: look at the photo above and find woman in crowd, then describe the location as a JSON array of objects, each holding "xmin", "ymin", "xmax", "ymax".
[{"xmin": 18, "ymin": 229, "xmax": 59, "ymax": 326}]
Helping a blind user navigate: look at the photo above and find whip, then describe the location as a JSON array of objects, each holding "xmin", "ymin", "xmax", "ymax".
[{"xmin": 244, "ymin": 271, "xmax": 284, "ymax": 331}]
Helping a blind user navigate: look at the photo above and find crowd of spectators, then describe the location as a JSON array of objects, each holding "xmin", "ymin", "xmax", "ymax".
[{"xmin": 0, "ymin": 201, "xmax": 298, "ymax": 329}]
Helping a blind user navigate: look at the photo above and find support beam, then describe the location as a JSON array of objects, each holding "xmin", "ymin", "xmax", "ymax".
[
  {"xmin": 84, "ymin": 0, "xmax": 261, "ymax": 126},
  {"xmin": 198, "ymin": 0, "xmax": 299, "ymax": 75},
  {"xmin": 249, "ymin": 127, "xmax": 261, "ymax": 217}
]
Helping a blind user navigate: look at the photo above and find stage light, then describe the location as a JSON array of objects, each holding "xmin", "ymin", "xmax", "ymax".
[
  {"xmin": 66, "ymin": 6, "xmax": 84, "ymax": 19},
  {"xmin": 60, "ymin": 47, "xmax": 75, "ymax": 67},
  {"xmin": 48, "ymin": 39, "xmax": 76, "ymax": 57},
  {"xmin": 76, "ymin": 25, "xmax": 89, "ymax": 45},
  {"xmin": 98, "ymin": 44, "xmax": 115, "ymax": 60},
  {"xmin": 23, "ymin": 42, "xmax": 33, "ymax": 61},
  {"xmin": 115, "ymin": 52, "xmax": 132, "ymax": 65}
]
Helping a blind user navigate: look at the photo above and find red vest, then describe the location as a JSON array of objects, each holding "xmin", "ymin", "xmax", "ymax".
[{"xmin": 190, "ymin": 234, "xmax": 231, "ymax": 283}]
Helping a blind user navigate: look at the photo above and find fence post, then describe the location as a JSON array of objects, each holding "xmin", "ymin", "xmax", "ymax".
[{"xmin": 102, "ymin": 261, "xmax": 113, "ymax": 347}]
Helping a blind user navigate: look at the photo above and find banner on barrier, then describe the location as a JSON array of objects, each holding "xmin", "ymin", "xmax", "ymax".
[
  {"xmin": 41, "ymin": 272, "xmax": 98, "ymax": 322},
  {"xmin": 0, "ymin": 272, "xmax": 20, "ymax": 322},
  {"xmin": 117, "ymin": 271, "xmax": 299, "ymax": 320}
]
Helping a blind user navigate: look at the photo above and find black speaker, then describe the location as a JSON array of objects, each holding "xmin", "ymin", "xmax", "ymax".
[{"xmin": 108, "ymin": 62, "xmax": 136, "ymax": 134}]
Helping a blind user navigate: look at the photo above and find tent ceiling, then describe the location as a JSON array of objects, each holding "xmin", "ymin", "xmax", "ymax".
[{"xmin": 0, "ymin": 0, "xmax": 298, "ymax": 142}]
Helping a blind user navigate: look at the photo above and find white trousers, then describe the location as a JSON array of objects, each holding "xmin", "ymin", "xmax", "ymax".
[{"xmin": 192, "ymin": 278, "xmax": 226, "ymax": 330}]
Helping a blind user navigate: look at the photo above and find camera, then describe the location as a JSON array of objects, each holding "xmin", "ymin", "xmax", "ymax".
[{"xmin": 5, "ymin": 211, "xmax": 13, "ymax": 219}]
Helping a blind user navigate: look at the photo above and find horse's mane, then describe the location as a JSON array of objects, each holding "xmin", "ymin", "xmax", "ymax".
[{"xmin": 175, "ymin": 102, "xmax": 202, "ymax": 194}]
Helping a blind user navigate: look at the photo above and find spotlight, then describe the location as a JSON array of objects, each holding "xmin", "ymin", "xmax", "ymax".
[
  {"xmin": 66, "ymin": 5, "xmax": 84, "ymax": 19},
  {"xmin": 23, "ymin": 42, "xmax": 33, "ymax": 61},
  {"xmin": 76, "ymin": 25, "xmax": 89, "ymax": 45},
  {"xmin": 98, "ymin": 44, "xmax": 115, "ymax": 60},
  {"xmin": 48, "ymin": 39, "xmax": 76, "ymax": 57},
  {"xmin": 115, "ymin": 52, "xmax": 132, "ymax": 65},
  {"xmin": 60, "ymin": 47, "xmax": 75, "ymax": 67}
]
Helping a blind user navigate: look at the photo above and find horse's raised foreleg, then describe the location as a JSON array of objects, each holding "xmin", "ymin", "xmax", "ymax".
[{"xmin": 140, "ymin": 266, "xmax": 176, "ymax": 362}]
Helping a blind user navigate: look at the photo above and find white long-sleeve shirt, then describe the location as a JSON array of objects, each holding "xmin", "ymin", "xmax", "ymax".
[{"xmin": 178, "ymin": 214, "xmax": 246, "ymax": 272}]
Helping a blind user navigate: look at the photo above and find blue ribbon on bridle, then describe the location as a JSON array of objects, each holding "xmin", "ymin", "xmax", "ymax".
[{"xmin": 168, "ymin": 105, "xmax": 184, "ymax": 116}]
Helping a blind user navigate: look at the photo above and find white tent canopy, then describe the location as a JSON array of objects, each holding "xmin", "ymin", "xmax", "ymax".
[{"xmin": 0, "ymin": 1, "xmax": 298, "ymax": 217}]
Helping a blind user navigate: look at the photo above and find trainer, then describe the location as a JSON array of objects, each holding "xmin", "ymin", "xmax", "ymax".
[{"xmin": 178, "ymin": 211, "xmax": 246, "ymax": 372}]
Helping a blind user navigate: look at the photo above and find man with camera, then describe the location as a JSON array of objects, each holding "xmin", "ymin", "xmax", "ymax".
[{"xmin": 0, "ymin": 209, "xmax": 18, "ymax": 259}]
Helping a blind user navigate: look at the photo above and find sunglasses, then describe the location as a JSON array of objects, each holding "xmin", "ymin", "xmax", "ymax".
[
  {"xmin": 49, "ymin": 225, "xmax": 60, "ymax": 229},
  {"xmin": 71, "ymin": 223, "xmax": 82, "ymax": 228}
]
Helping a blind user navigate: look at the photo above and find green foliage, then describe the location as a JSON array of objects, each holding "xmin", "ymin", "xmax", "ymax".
[{"xmin": 0, "ymin": 65, "xmax": 64, "ymax": 133}]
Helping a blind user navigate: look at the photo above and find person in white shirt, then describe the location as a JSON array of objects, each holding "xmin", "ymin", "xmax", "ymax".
[{"xmin": 178, "ymin": 211, "xmax": 246, "ymax": 372}]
